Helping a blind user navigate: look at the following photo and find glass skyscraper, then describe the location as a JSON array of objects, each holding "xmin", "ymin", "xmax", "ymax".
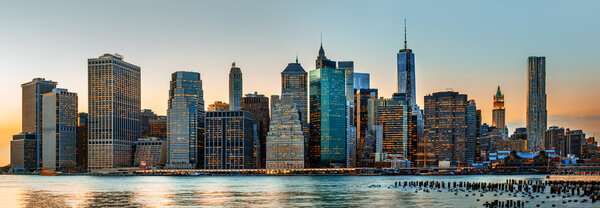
[
  {"xmin": 526, "ymin": 56, "xmax": 547, "ymax": 152},
  {"xmin": 309, "ymin": 45, "xmax": 346, "ymax": 168},
  {"xmin": 354, "ymin": 89, "xmax": 377, "ymax": 166},
  {"xmin": 229, "ymin": 62, "xmax": 243, "ymax": 111},
  {"xmin": 338, "ymin": 61, "xmax": 356, "ymax": 167},
  {"xmin": 266, "ymin": 93, "xmax": 304, "ymax": 169},
  {"xmin": 88, "ymin": 54, "xmax": 140, "ymax": 171},
  {"xmin": 205, "ymin": 111, "xmax": 255, "ymax": 169},
  {"xmin": 353, "ymin": 72, "xmax": 370, "ymax": 90},
  {"xmin": 166, "ymin": 71, "xmax": 204, "ymax": 169},
  {"xmin": 42, "ymin": 88, "xmax": 77, "ymax": 170},
  {"xmin": 21, "ymin": 78, "xmax": 57, "ymax": 168},
  {"xmin": 376, "ymin": 94, "xmax": 409, "ymax": 158},
  {"xmin": 241, "ymin": 92, "xmax": 270, "ymax": 169}
]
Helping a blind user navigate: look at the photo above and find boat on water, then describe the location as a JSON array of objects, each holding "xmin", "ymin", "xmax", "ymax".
[{"xmin": 39, "ymin": 169, "xmax": 59, "ymax": 176}]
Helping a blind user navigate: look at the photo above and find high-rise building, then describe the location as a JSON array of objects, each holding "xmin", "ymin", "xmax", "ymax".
[
  {"xmin": 565, "ymin": 129, "xmax": 584, "ymax": 158},
  {"xmin": 465, "ymin": 100, "xmax": 478, "ymax": 165},
  {"xmin": 21, "ymin": 78, "xmax": 57, "ymax": 168},
  {"xmin": 166, "ymin": 71, "xmax": 204, "ymax": 169},
  {"xmin": 424, "ymin": 91, "xmax": 470, "ymax": 166},
  {"xmin": 353, "ymin": 73, "xmax": 370, "ymax": 90},
  {"xmin": 266, "ymin": 93, "xmax": 305, "ymax": 169},
  {"xmin": 545, "ymin": 126, "xmax": 565, "ymax": 154},
  {"xmin": 10, "ymin": 133, "xmax": 37, "ymax": 172},
  {"xmin": 140, "ymin": 109, "xmax": 158, "ymax": 138},
  {"xmin": 526, "ymin": 56, "xmax": 547, "ymax": 152},
  {"xmin": 270, "ymin": 95, "xmax": 279, "ymax": 118},
  {"xmin": 241, "ymin": 92, "xmax": 270, "ymax": 169},
  {"xmin": 338, "ymin": 61, "xmax": 356, "ymax": 168},
  {"xmin": 149, "ymin": 116, "xmax": 167, "ymax": 138},
  {"xmin": 397, "ymin": 21, "xmax": 416, "ymax": 108},
  {"xmin": 281, "ymin": 58, "xmax": 308, "ymax": 152},
  {"xmin": 88, "ymin": 54, "xmax": 140, "ymax": 171},
  {"xmin": 309, "ymin": 44, "xmax": 346, "ymax": 168},
  {"xmin": 207, "ymin": 101, "xmax": 229, "ymax": 112},
  {"xmin": 376, "ymin": 94, "xmax": 409, "ymax": 158},
  {"xmin": 76, "ymin": 112, "xmax": 88, "ymax": 169},
  {"xmin": 205, "ymin": 111, "xmax": 255, "ymax": 169},
  {"xmin": 133, "ymin": 137, "xmax": 165, "ymax": 168},
  {"xmin": 475, "ymin": 109, "xmax": 482, "ymax": 163},
  {"xmin": 492, "ymin": 86, "xmax": 505, "ymax": 131},
  {"xmin": 42, "ymin": 88, "xmax": 77, "ymax": 170},
  {"xmin": 354, "ymin": 89, "xmax": 378, "ymax": 166},
  {"xmin": 229, "ymin": 62, "xmax": 243, "ymax": 111},
  {"xmin": 511, "ymin": 127, "xmax": 528, "ymax": 141}
]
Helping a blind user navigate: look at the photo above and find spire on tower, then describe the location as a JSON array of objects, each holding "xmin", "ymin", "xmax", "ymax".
[
  {"xmin": 232, "ymin": 62, "xmax": 236, "ymax": 68},
  {"xmin": 295, "ymin": 54, "xmax": 298, "ymax": 64},
  {"xmin": 404, "ymin": 19, "xmax": 407, "ymax": 50}
]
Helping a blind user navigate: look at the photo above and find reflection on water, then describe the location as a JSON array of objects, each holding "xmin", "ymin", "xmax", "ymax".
[{"xmin": 0, "ymin": 175, "xmax": 594, "ymax": 207}]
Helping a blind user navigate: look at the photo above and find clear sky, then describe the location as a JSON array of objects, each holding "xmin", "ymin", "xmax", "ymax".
[{"xmin": 1, "ymin": 0, "xmax": 599, "ymax": 166}]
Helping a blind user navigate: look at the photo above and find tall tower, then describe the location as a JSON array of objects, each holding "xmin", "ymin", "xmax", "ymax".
[
  {"xmin": 281, "ymin": 58, "xmax": 308, "ymax": 151},
  {"xmin": 166, "ymin": 71, "xmax": 204, "ymax": 169},
  {"xmin": 338, "ymin": 61, "xmax": 356, "ymax": 168},
  {"xmin": 526, "ymin": 56, "xmax": 547, "ymax": 152},
  {"xmin": 397, "ymin": 20, "xmax": 416, "ymax": 108},
  {"xmin": 21, "ymin": 78, "xmax": 57, "ymax": 167},
  {"xmin": 492, "ymin": 86, "xmax": 505, "ymax": 130},
  {"xmin": 266, "ymin": 93, "xmax": 305, "ymax": 169},
  {"xmin": 42, "ymin": 88, "xmax": 77, "ymax": 170},
  {"xmin": 241, "ymin": 92, "xmax": 270, "ymax": 169},
  {"xmin": 88, "ymin": 53, "xmax": 140, "ymax": 171},
  {"xmin": 229, "ymin": 62, "xmax": 243, "ymax": 110},
  {"xmin": 309, "ymin": 44, "xmax": 346, "ymax": 168}
]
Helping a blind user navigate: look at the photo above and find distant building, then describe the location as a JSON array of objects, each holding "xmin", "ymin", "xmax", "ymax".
[
  {"xmin": 140, "ymin": 109, "xmax": 158, "ymax": 138},
  {"xmin": 309, "ymin": 44, "xmax": 346, "ymax": 168},
  {"xmin": 353, "ymin": 73, "xmax": 370, "ymax": 90},
  {"xmin": 376, "ymin": 94, "xmax": 409, "ymax": 158},
  {"xmin": 545, "ymin": 126, "xmax": 565, "ymax": 154},
  {"xmin": 42, "ymin": 88, "xmax": 77, "ymax": 170},
  {"xmin": 76, "ymin": 113, "xmax": 88, "ymax": 169},
  {"xmin": 354, "ymin": 89, "xmax": 378, "ymax": 167},
  {"xmin": 480, "ymin": 130, "xmax": 503, "ymax": 161},
  {"xmin": 424, "ymin": 91, "xmax": 472, "ymax": 166},
  {"xmin": 526, "ymin": 56, "xmax": 547, "ymax": 152},
  {"xmin": 270, "ymin": 95, "xmax": 279, "ymax": 118},
  {"xmin": 497, "ymin": 140, "xmax": 528, "ymax": 152},
  {"xmin": 149, "ymin": 116, "xmax": 167, "ymax": 138},
  {"xmin": 21, "ymin": 78, "xmax": 57, "ymax": 168},
  {"xmin": 281, "ymin": 58, "xmax": 308, "ymax": 143},
  {"xmin": 10, "ymin": 133, "xmax": 37, "ymax": 172},
  {"xmin": 229, "ymin": 62, "xmax": 243, "ymax": 110},
  {"xmin": 207, "ymin": 101, "xmax": 229, "ymax": 112},
  {"xmin": 241, "ymin": 92, "xmax": 270, "ymax": 169},
  {"xmin": 466, "ymin": 100, "xmax": 478, "ymax": 165},
  {"xmin": 134, "ymin": 137, "xmax": 165, "ymax": 168},
  {"xmin": 88, "ymin": 53, "xmax": 140, "ymax": 171},
  {"xmin": 205, "ymin": 111, "xmax": 255, "ymax": 169},
  {"xmin": 511, "ymin": 127, "xmax": 528, "ymax": 141},
  {"xmin": 339, "ymin": 61, "xmax": 356, "ymax": 168},
  {"xmin": 266, "ymin": 93, "xmax": 304, "ymax": 169},
  {"xmin": 565, "ymin": 129, "xmax": 584, "ymax": 158},
  {"xmin": 166, "ymin": 71, "xmax": 204, "ymax": 169},
  {"xmin": 492, "ymin": 86, "xmax": 506, "ymax": 138}
]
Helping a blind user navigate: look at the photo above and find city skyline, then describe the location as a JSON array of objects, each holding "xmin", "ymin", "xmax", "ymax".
[{"xmin": 1, "ymin": 1, "xmax": 600, "ymax": 166}]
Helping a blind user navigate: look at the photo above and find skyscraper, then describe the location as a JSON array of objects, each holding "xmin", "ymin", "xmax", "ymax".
[
  {"xmin": 10, "ymin": 133, "xmax": 37, "ymax": 172},
  {"xmin": 309, "ymin": 44, "xmax": 346, "ymax": 168},
  {"xmin": 270, "ymin": 95, "xmax": 279, "ymax": 118},
  {"xmin": 526, "ymin": 56, "xmax": 547, "ymax": 152},
  {"xmin": 88, "ymin": 54, "xmax": 140, "ymax": 171},
  {"xmin": 281, "ymin": 58, "xmax": 308, "ymax": 144},
  {"xmin": 424, "ymin": 91, "xmax": 469, "ymax": 166},
  {"xmin": 140, "ymin": 109, "xmax": 158, "ymax": 138},
  {"xmin": 166, "ymin": 71, "xmax": 204, "ymax": 169},
  {"xmin": 21, "ymin": 78, "xmax": 57, "ymax": 168},
  {"xmin": 492, "ymin": 86, "xmax": 506, "ymax": 138},
  {"xmin": 466, "ymin": 100, "xmax": 478, "ymax": 165},
  {"xmin": 376, "ymin": 94, "xmax": 409, "ymax": 158},
  {"xmin": 354, "ymin": 88, "xmax": 378, "ymax": 166},
  {"xmin": 207, "ymin": 101, "xmax": 229, "ymax": 112},
  {"xmin": 229, "ymin": 62, "xmax": 243, "ymax": 111},
  {"xmin": 545, "ymin": 126, "xmax": 565, "ymax": 155},
  {"xmin": 338, "ymin": 61, "xmax": 356, "ymax": 168},
  {"xmin": 241, "ymin": 92, "xmax": 270, "ymax": 169},
  {"xmin": 205, "ymin": 111, "xmax": 255, "ymax": 169},
  {"xmin": 353, "ymin": 73, "xmax": 370, "ymax": 90},
  {"xmin": 76, "ymin": 112, "xmax": 88, "ymax": 169},
  {"xmin": 266, "ymin": 93, "xmax": 304, "ymax": 169},
  {"xmin": 397, "ymin": 21, "xmax": 416, "ymax": 108},
  {"xmin": 42, "ymin": 88, "xmax": 77, "ymax": 170},
  {"xmin": 149, "ymin": 116, "xmax": 167, "ymax": 138}
]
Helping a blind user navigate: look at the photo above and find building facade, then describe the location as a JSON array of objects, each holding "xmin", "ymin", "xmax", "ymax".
[
  {"xmin": 353, "ymin": 72, "xmax": 370, "ymax": 90},
  {"xmin": 10, "ymin": 133, "xmax": 37, "ymax": 172},
  {"xmin": 354, "ymin": 89, "xmax": 378, "ymax": 166},
  {"xmin": 338, "ymin": 61, "xmax": 356, "ymax": 168},
  {"xmin": 376, "ymin": 94, "xmax": 409, "ymax": 158},
  {"xmin": 526, "ymin": 56, "xmax": 547, "ymax": 152},
  {"xmin": 133, "ymin": 137, "xmax": 165, "ymax": 167},
  {"xmin": 266, "ymin": 93, "xmax": 305, "ymax": 169},
  {"xmin": 229, "ymin": 62, "xmax": 243, "ymax": 111},
  {"xmin": 545, "ymin": 126, "xmax": 565, "ymax": 154},
  {"xmin": 140, "ymin": 109, "xmax": 158, "ymax": 138},
  {"xmin": 149, "ymin": 116, "xmax": 167, "ymax": 138},
  {"xmin": 166, "ymin": 71, "xmax": 204, "ymax": 169},
  {"xmin": 241, "ymin": 92, "xmax": 270, "ymax": 169},
  {"xmin": 492, "ymin": 86, "xmax": 506, "ymax": 134},
  {"xmin": 76, "ymin": 112, "xmax": 88, "ymax": 169},
  {"xmin": 88, "ymin": 54, "xmax": 140, "ymax": 171},
  {"xmin": 205, "ymin": 111, "xmax": 255, "ymax": 169},
  {"xmin": 42, "ymin": 88, "xmax": 78, "ymax": 170},
  {"xmin": 281, "ymin": 58, "xmax": 308, "ymax": 156},
  {"xmin": 21, "ymin": 78, "xmax": 57, "ymax": 168},
  {"xmin": 207, "ymin": 101, "xmax": 229, "ymax": 112}
]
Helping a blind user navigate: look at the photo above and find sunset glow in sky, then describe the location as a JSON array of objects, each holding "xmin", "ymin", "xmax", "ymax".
[{"xmin": 1, "ymin": 0, "xmax": 599, "ymax": 165}]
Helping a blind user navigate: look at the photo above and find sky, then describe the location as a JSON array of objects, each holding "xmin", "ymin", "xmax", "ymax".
[{"xmin": 1, "ymin": 0, "xmax": 599, "ymax": 166}]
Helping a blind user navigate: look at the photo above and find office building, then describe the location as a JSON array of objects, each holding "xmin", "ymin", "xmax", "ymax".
[
  {"xmin": 266, "ymin": 93, "xmax": 305, "ymax": 169},
  {"xmin": 207, "ymin": 101, "xmax": 229, "ymax": 112},
  {"xmin": 88, "ymin": 53, "xmax": 140, "ymax": 171},
  {"xmin": 545, "ymin": 126, "xmax": 565, "ymax": 154},
  {"xmin": 149, "ymin": 116, "xmax": 167, "ymax": 138},
  {"xmin": 492, "ymin": 86, "xmax": 505, "ymax": 132},
  {"xmin": 353, "ymin": 73, "xmax": 370, "ymax": 90},
  {"xmin": 526, "ymin": 56, "xmax": 547, "ymax": 152},
  {"xmin": 376, "ymin": 94, "xmax": 410, "ymax": 158},
  {"xmin": 76, "ymin": 112, "xmax": 88, "ymax": 169},
  {"xmin": 21, "ymin": 78, "xmax": 57, "ymax": 167},
  {"xmin": 166, "ymin": 71, "xmax": 204, "ymax": 169},
  {"xmin": 511, "ymin": 127, "xmax": 528, "ymax": 141},
  {"xmin": 133, "ymin": 137, "xmax": 165, "ymax": 167},
  {"xmin": 229, "ymin": 62, "xmax": 243, "ymax": 110},
  {"xmin": 354, "ymin": 89, "xmax": 378, "ymax": 166},
  {"xmin": 281, "ymin": 58, "xmax": 308, "ymax": 151},
  {"xmin": 339, "ymin": 61, "xmax": 356, "ymax": 167},
  {"xmin": 565, "ymin": 129, "xmax": 584, "ymax": 157},
  {"xmin": 140, "ymin": 109, "xmax": 158, "ymax": 138},
  {"xmin": 42, "ymin": 88, "xmax": 77, "ymax": 170},
  {"xmin": 270, "ymin": 95, "xmax": 279, "ymax": 118},
  {"xmin": 10, "ymin": 133, "xmax": 37, "ymax": 172},
  {"xmin": 241, "ymin": 92, "xmax": 270, "ymax": 169},
  {"xmin": 309, "ymin": 44, "xmax": 346, "ymax": 168},
  {"xmin": 205, "ymin": 111, "xmax": 255, "ymax": 169},
  {"xmin": 424, "ymin": 91, "xmax": 470, "ymax": 166},
  {"xmin": 466, "ymin": 100, "xmax": 478, "ymax": 165}
]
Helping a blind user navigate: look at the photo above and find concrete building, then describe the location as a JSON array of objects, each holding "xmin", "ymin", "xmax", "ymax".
[
  {"xmin": 21, "ymin": 78, "xmax": 57, "ymax": 168},
  {"xmin": 166, "ymin": 71, "xmax": 204, "ymax": 169},
  {"xmin": 205, "ymin": 111, "xmax": 255, "ymax": 169},
  {"xmin": 492, "ymin": 86, "xmax": 506, "ymax": 138},
  {"xmin": 133, "ymin": 137, "xmax": 165, "ymax": 168},
  {"xmin": 42, "ymin": 88, "xmax": 77, "ymax": 170},
  {"xmin": 266, "ymin": 93, "xmax": 305, "ymax": 169},
  {"xmin": 526, "ymin": 56, "xmax": 547, "ymax": 152},
  {"xmin": 88, "ymin": 53, "xmax": 140, "ymax": 171},
  {"xmin": 10, "ymin": 133, "xmax": 37, "ymax": 172},
  {"xmin": 281, "ymin": 58, "xmax": 308, "ymax": 141}
]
